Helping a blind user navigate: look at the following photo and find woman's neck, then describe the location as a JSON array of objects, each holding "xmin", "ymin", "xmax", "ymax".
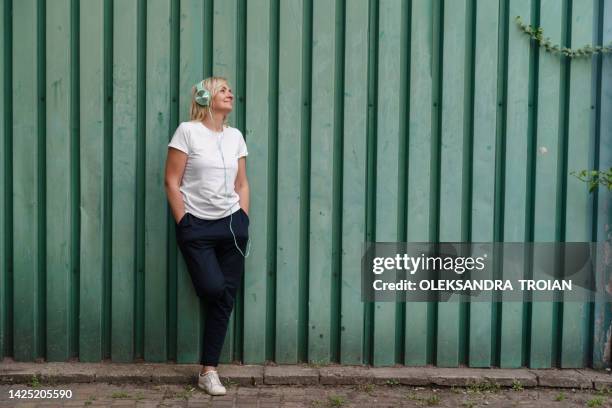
[{"xmin": 202, "ymin": 113, "xmax": 225, "ymax": 132}]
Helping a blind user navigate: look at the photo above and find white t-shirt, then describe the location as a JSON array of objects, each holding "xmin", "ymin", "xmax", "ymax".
[{"xmin": 168, "ymin": 121, "xmax": 248, "ymax": 220}]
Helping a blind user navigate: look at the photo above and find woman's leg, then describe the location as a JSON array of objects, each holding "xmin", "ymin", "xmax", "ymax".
[
  {"xmin": 200, "ymin": 236, "xmax": 246, "ymax": 368},
  {"xmin": 178, "ymin": 239, "xmax": 225, "ymax": 301},
  {"xmin": 176, "ymin": 215, "xmax": 230, "ymax": 370},
  {"xmin": 177, "ymin": 211, "xmax": 248, "ymax": 370},
  {"xmin": 200, "ymin": 212, "xmax": 248, "ymax": 368}
]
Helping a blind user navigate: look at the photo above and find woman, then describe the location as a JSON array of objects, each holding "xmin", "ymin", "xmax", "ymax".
[{"xmin": 164, "ymin": 76, "xmax": 250, "ymax": 396}]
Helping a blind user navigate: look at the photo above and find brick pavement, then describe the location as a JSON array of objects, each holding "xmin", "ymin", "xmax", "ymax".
[
  {"xmin": 1, "ymin": 361, "xmax": 611, "ymax": 407},
  {"xmin": 0, "ymin": 382, "xmax": 611, "ymax": 407}
]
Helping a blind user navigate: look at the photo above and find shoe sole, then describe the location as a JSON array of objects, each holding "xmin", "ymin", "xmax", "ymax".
[{"xmin": 197, "ymin": 383, "xmax": 227, "ymax": 396}]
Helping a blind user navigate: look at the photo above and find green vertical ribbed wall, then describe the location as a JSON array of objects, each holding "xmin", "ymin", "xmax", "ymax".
[{"xmin": 1, "ymin": 0, "xmax": 611, "ymax": 368}]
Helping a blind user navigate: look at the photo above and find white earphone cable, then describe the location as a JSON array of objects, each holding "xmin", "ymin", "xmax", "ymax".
[{"xmin": 212, "ymin": 109, "xmax": 251, "ymax": 258}]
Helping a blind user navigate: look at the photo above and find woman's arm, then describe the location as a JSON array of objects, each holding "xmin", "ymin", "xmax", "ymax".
[
  {"xmin": 165, "ymin": 147, "xmax": 188, "ymax": 223},
  {"xmin": 234, "ymin": 157, "xmax": 250, "ymax": 215}
]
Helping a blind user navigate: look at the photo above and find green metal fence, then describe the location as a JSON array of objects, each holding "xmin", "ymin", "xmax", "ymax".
[{"xmin": 1, "ymin": 0, "xmax": 611, "ymax": 368}]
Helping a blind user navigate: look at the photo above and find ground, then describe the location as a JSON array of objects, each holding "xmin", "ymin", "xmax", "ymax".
[{"xmin": 1, "ymin": 382, "xmax": 611, "ymax": 408}]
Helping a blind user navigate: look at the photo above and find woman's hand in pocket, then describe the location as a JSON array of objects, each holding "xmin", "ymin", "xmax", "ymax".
[{"xmin": 176, "ymin": 212, "xmax": 187, "ymax": 225}]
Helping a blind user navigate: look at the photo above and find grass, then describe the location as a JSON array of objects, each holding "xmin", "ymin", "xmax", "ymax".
[
  {"xmin": 385, "ymin": 378, "xmax": 400, "ymax": 386},
  {"xmin": 511, "ymin": 380, "xmax": 523, "ymax": 391},
  {"xmin": 164, "ymin": 384, "xmax": 196, "ymax": 400},
  {"xmin": 309, "ymin": 396, "xmax": 347, "ymax": 408},
  {"xmin": 29, "ymin": 374, "xmax": 41, "ymax": 388},
  {"xmin": 328, "ymin": 395, "xmax": 347, "ymax": 407},
  {"xmin": 176, "ymin": 386, "xmax": 195, "ymax": 400},
  {"xmin": 111, "ymin": 391, "xmax": 131, "ymax": 399},
  {"xmin": 307, "ymin": 358, "xmax": 331, "ymax": 368},
  {"xmin": 406, "ymin": 391, "xmax": 442, "ymax": 406},
  {"xmin": 221, "ymin": 377, "xmax": 239, "ymax": 388},
  {"xmin": 84, "ymin": 395, "xmax": 96, "ymax": 406},
  {"xmin": 587, "ymin": 396, "xmax": 604, "ymax": 407},
  {"xmin": 554, "ymin": 392, "xmax": 566, "ymax": 401},
  {"xmin": 352, "ymin": 383, "xmax": 375, "ymax": 394},
  {"xmin": 466, "ymin": 380, "xmax": 501, "ymax": 394}
]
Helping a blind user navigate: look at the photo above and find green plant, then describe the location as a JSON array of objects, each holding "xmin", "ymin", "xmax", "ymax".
[
  {"xmin": 596, "ymin": 385, "xmax": 612, "ymax": 395},
  {"xmin": 328, "ymin": 395, "xmax": 347, "ymax": 407},
  {"xmin": 221, "ymin": 377, "xmax": 238, "ymax": 388},
  {"xmin": 425, "ymin": 394, "xmax": 441, "ymax": 405},
  {"xmin": 111, "ymin": 391, "xmax": 131, "ymax": 399},
  {"xmin": 307, "ymin": 358, "xmax": 330, "ymax": 368},
  {"xmin": 353, "ymin": 383, "xmax": 375, "ymax": 394},
  {"xmin": 554, "ymin": 392, "xmax": 565, "ymax": 401},
  {"xmin": 467, "ymin": 380, "xmax": 501, "ymax": 394},
  {"xmin": 176, "ymin": 385, "xmax": 195, "ymax": 400},
  {"xmin": 406, "ymin": 391, "xmax": 442, "ymax": 406},
  {"xmin": 29, "ymin": 374, "xmax": 41, "ymax": 388},
  {"xmin": 515, "ymin": 16, "xmax": 612, "ymax": 58},
  {"xmin": 511, "ymin": 379, "xmax": 523, "ymax": 391},
  {"xmin": 571, "ymin": 168, "xmax": 612, "ymax": 192},
  {"xmin": 406, "ymin": 391, "xmax": 419, "ymax": 400},
  {"xmin": 587, "ymin": 396, "xmax": 604, "ymax": 407},
  {"xmin": 385, "ymin": 378, "xmax": 400, "ymax": 386}
]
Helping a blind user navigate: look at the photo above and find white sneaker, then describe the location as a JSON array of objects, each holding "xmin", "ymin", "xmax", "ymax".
[{"xmin": 198, "ymin": 370, "xmax": 227, "ymax": 396}]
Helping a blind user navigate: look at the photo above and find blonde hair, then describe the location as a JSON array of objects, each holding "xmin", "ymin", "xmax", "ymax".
[{"xmin": 189, "ymin": 76, "xmax": 231, "ymax": 127}]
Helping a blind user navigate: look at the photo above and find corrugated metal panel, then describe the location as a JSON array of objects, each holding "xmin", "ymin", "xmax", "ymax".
[
  {"xmin": 1, "ymin": 0, "xmax": 610, "ymax": 368},
  {"xmin": 593, "ymin": 0, "xmax": 612, "ymax": 368}
]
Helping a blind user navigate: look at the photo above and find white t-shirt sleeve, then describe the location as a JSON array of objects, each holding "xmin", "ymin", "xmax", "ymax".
[
  {"xmin": 237, "ymin": 129, "xmax": 248, "ymax": 158},
  {"xmin": 168, "ymin": 123, "xmax": 190, "ymax": 155}
]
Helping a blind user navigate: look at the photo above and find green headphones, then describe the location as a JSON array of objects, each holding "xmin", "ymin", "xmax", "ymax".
[{"xmin": 194, "ymin": 81, "xmax": 211, "ymax": 106}]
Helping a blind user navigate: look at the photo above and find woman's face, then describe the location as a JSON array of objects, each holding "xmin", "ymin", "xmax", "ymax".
[{"xmin": 211, "ymin": 82, "xmax": 234, "ymax": 113}]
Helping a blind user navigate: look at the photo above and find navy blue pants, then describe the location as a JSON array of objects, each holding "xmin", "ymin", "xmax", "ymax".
[{"xmin": 175, "ymin": 207, "xmax": 249, "ymax": 367}]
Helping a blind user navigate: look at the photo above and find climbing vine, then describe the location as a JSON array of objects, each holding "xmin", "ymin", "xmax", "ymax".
[
  {"xmin": 570, "ymin": 168, "xmax": 612, "ymax": 193},
  {"xmin": 514, "ymin": 15, "xmax": 612, "ymax": 59},
  {"xmin": 514, "ymin": 16, "xmax": 611, "ymax": 194}
]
